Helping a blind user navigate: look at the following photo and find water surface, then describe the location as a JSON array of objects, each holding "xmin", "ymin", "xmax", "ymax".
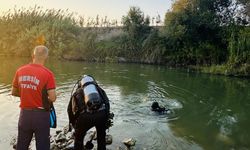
[{"xmin": 0, "ymin": 56, "xmax": 249, "ymax": 150}]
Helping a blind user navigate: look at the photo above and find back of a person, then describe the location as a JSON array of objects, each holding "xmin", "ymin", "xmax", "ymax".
[
  {"xmin": 16, "ymin": 63, "xmax": 53, "ymax": 109},
  {"xmin": 68, "ymin": 75, "xmax": 111, "ymax": 150}
]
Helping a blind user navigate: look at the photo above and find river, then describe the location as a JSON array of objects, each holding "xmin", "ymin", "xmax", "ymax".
[{"xmin": 0, "ymin": 56, "xmax": 249, "ymax": 150}]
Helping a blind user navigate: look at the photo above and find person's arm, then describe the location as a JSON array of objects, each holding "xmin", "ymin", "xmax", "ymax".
[
  {"xmin": 47, "ymin": 72, "xmax": 57, "ymax": 102},
  {"xmin": 47, "ymin": 89, "xmax": 56, "ymax": 102},
  {"xmin": 101, "ymin": 88, "xmax": 110, "ymax": 112},
  {"xmin": 11, "ymin": 86, "xmax": 20, "ymax": 97},
  {"xmin": 11, "ymin": 71, "xmax": 19, "ymax": 97}
]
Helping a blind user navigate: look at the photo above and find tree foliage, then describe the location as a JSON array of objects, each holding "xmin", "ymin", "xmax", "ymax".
[
  {"xmin": 0, "ymin": 3, "xmax": 249, "ymax": 76},
  {"xmin": 121, "ymin": 7, "xmax": 151, "ymax": 58},
  {"xmin": 163, "ymin": 0, "xmax": 249, "ymax": 68}
]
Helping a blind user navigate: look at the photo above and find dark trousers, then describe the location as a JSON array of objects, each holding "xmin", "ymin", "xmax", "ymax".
[
  {"xmin": 16, "ymin": 109, "xmax": 50, "ymax": 150},
  {"xmin": 74, "ymin": 110, "xmax": 107, "ymax": 150}
]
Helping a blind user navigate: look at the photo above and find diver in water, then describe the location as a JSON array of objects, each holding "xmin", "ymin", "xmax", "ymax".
[{"xmin": 151, "ymin": 101, "xmax": 169, "ymax": 113}]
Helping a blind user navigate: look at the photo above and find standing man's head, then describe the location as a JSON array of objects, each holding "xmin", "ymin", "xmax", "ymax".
[{"xmin": 32, "ymin": 45, "xmax": 49, "ymax": 65}]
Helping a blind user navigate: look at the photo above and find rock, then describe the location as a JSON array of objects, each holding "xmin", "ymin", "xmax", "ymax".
[
  {"xmin": 11, "ymin": 124, "xmax": 114, "ymax": 150},
  {"xmin": 50, "ymin": 142, "xmax": 58, "ymax": 150},
  {"xmin": 66, "ymin": 139, "xmax": 74, "ymax": 146},
  {"xmin": 105, "ymin": 134, "xmax": 112, "ymax": 145},
  {"xmin": 66, "ymin": 132, "xmax": 74, "ymax": 140},
  {"xmin": 55, "ymin": 132, "xmax": 66, "ymax": 143},
  {"xmin": 50, "ymin": 136, "xmax": 56, "ymax": 143},
  {"xmin": 122, "ymin": 138, "xmax": 136, "ymax": 147},
  {"xmin": 88, "ymin": 130, "xmax": 97, "ymax": 140},
  {"xmin": 116, "ymin": 146, "xmax": 126, "ymax": 150},
  {"xmin": 10, "ymin": 136, "xmax": 17, "ymax": 149},
  {"xmin": 57, "ymin": 142, "xmax": 68, "ymax": 149},
  {"xmin": 56, "ymin": 130, "xmax": 62, "ymax": 135},
  {"xmin": 13, "ymin": 144, "xmax": 17, "ymax": 150},
  {"xmin": 63, "ymin": 124, "xmax": 70, "ymax": 134},
  {"xmin": 11, "ymin": 125, "xmax": 78, "ymax": 150},
  {"xmin": 64, "ymin": 144, "xmax": 74, "ymax": 150}
]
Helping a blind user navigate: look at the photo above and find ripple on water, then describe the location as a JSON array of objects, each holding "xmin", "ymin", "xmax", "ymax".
[
  {"xmin": 165, "ymin": 99, "xmax": 183, "ymax": 109},
  {"xmin": 218, "ymin": 115, "xmax": 238, "ymax": 136},
  {"xmin": 0, "ymin": 84, "xmax": 11, "ymax": 95},
  {"xmin": 148, "ymin": 81, "xmax": 169, "ymax": 98},
  {"xmin": 110, "ymin": 119, "xmax": 202, "ymax": 150},
  {"xmin": 0, "ymin": 93, "xmax": 19, "ymax": 149}
]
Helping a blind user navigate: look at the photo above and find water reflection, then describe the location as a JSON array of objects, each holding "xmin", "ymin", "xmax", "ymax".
[
  {"xmin": 0, "ymin": 56, "xmax": 249, "ymax": 149},
  {"xmin": 166, "ymin": 73, "xmax": 250, "ymax": 149}
]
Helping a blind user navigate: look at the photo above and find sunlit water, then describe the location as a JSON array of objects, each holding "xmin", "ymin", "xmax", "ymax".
[{"xmin": 0, "ymin": 56, "xmax": 249, "ymax": 150}]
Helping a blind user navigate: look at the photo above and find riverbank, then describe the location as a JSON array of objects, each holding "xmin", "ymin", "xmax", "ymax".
[
  {"xmin": 191, "ymin": 64, "xmax": 250, "ymax": 78},
  {"xmin": 1, "ymin": 54, "xmax": 249, "ymax": 77},
  {"xmin": 61, "ymin": 55, "xmax": 250, "ymax": 77}
]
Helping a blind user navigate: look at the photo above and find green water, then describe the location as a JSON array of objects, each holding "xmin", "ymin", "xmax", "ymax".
[{"xmin": 0, "ymin": 56, "xmax": 249, "ymax": 150}]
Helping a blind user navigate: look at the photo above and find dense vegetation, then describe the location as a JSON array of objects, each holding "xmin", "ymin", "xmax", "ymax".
[{"xmin": 0, "ymin": 1, "xmax": 249, "ymax": 76}]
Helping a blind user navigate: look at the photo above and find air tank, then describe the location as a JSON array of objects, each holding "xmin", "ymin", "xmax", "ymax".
[{"xmin": 80, "ymin": 75, "xmax": 101, "ymax": 110}]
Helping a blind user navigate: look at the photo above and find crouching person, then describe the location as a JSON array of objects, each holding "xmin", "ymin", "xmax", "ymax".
[{"xmin": 67, "ymin": 75, "xmax": 113, "ymax": 150}]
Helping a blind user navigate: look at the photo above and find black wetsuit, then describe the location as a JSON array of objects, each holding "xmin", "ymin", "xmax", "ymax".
[
  {"xmin": 68, "ymin": 85, "xmax": 110, "ymax": 150},
  {"xmin": 74, "ymin": 110, "xmax": 107, "ymax": 150},
  {"xmin": 151, "ymin": 102, "xmax": 167, "ymax": 113}
]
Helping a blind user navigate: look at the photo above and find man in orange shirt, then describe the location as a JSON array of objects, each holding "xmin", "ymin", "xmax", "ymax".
[{"xmin": 11, "ymin": 45, "xmax": 56, "ymax": 150}]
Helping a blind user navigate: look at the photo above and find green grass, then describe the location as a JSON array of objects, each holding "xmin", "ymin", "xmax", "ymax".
[{"xmin": 197, "ymin": 64, "xmax": 250, "ymax": 77}]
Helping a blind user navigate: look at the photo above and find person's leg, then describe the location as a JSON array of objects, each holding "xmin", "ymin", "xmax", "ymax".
[
  {"xmin": 96, "ymin": 125, "xmax": 106, "ymax": 150},
  {"xmin": 74, "ymin": 113, "xmax": 92, "ymax": 150},
  {"xmin": 74, "ymin": 128, "xmax": 86, "ymax": 150},
  {"xmin": 16, "ymin": 110, "xmax": 33, "ymax": 150},
  {"xmin": 95, "ymin": 110, "xmax": 107, "ymax": 150},
  {"xmin": 33, "ymin": 111, "xmax": 50, "ymax": 150}
]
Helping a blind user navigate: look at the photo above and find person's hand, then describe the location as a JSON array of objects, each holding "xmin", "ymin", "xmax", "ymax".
[{"xmin": 105, "ymin": 112, "xmax": 114, "ymax": 129}]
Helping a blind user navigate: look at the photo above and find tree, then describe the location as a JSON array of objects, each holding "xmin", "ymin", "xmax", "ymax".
[
  {"xmin": 121, "ymin": 7, "xmax": 151, "ymax": 58},
  {"xmin": 163, "ymin": 0, "xmax": 230, "ymax": 65}
]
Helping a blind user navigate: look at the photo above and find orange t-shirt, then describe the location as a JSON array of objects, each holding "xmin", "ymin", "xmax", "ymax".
[{"xmin": 12, "ymin": 64, "xmax": 56, "ymax": 109}]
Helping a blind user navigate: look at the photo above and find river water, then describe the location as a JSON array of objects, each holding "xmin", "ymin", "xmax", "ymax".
[{"xmin": 0, "ymin": 57, "xmax": 249, "ymax": 150}]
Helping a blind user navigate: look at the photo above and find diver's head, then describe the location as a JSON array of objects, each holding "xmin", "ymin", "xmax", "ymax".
[{"xmin": 151, "ymin": 101, "xmax": 159, "ymax": 110}]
